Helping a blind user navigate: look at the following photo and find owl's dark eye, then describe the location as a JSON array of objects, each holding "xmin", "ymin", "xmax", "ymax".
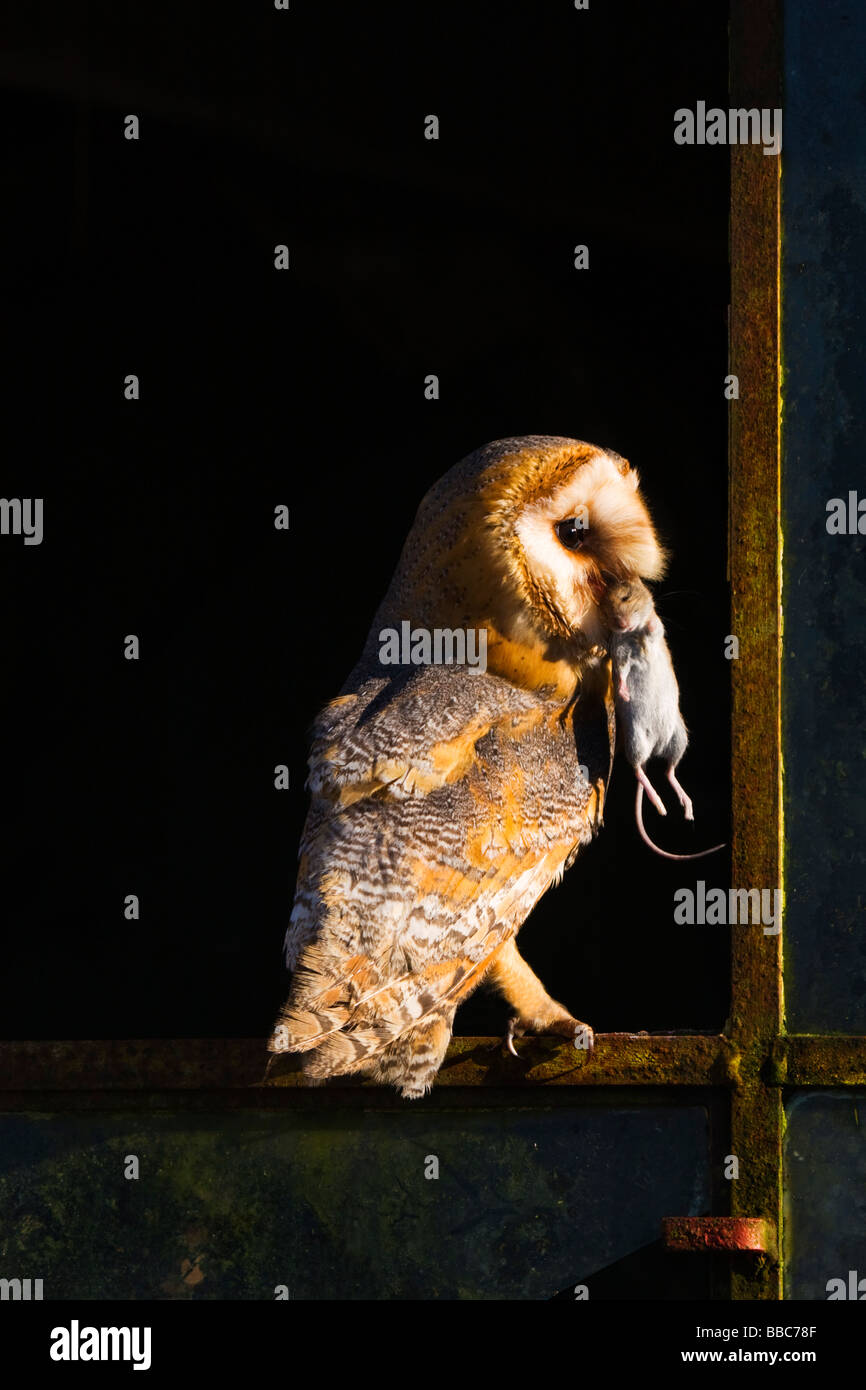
[{"xmin": 555, "ymin": 518, "xmax": 587, "ymax": 551}]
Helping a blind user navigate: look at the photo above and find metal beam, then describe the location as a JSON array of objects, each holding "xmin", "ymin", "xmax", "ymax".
[
  {"xmin": 0, "ymin": 1033, "xmax": 736, "ymax": 1092},
  {"xmin": 728, "ymin": 0, "xmax": 784, "ymax": 1302}
]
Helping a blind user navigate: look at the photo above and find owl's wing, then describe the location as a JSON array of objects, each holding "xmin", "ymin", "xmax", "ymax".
[
  {"xmin": 306, "ymin": 665, "xmax": 540, "ymax": 806},
  {"xmin": 272, "ymin": 664, "xmax": 605, "ymax": 1071}
]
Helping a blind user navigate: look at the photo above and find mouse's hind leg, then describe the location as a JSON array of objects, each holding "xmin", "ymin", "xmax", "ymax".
[
  {"xmin": 636, "ymin": 764, "xmax": 667, "ymax": 815},
  {"xmin": 666, "ymin": 764, "xmax": 694, "ymax": 820}
]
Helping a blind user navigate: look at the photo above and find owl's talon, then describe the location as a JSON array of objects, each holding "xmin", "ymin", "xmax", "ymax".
[
  {"xmin": 505, "ymin": 1016, "xmax": 523, "ymax": 1056},
  {"xmin": 504, "ymin": 1013, "xmax": 593, "ymax": 1055}
]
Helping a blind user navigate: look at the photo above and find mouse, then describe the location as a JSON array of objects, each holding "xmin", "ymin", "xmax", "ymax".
[{"xmin": 598, "ymin": 576, "xmax": 725, "ymax": 862}]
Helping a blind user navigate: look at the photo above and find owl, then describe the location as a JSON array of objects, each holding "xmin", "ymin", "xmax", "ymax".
[{"xmin": 268, "ymin": 436, "xmax": 666, "ymax": 1097}]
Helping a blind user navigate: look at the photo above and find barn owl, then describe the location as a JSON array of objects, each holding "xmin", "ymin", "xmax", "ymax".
[{"xmin": 268, "ymin": 436, "xmax": 666, "ymax": 1097}]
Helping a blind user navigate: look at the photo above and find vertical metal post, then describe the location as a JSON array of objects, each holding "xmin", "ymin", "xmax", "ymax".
[{"xmin": 728, "ymin": 0, "xmax": 784, "ymax": 1301}]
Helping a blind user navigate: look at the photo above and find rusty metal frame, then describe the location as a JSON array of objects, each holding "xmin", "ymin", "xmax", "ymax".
[
  {"xmin": 3, "ymin": 0, "xmax": 861, "ymax": 1304},
  {"xmin": 725, "ymin": 0, "xmax": 784, "ymax": 1300},
  {"xmin": 0, "ymin": 1034, "xmax": 735, "ymax": 1095}
]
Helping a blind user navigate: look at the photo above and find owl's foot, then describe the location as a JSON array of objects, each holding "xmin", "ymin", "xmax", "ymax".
[{"xmin": 505, "ymin": 1013, "xmax": 594, "ymax": 1056}]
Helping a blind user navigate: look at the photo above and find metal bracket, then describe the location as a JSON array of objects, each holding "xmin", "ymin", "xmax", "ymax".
[{"xmin": 662, "ymin": 1217, "xmax": 778, "ymax": 1259}]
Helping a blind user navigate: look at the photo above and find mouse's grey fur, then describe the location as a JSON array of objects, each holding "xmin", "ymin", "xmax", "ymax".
[{"xmin": 601, "ymin": 577, "xmax": 724, "ymax": 862}]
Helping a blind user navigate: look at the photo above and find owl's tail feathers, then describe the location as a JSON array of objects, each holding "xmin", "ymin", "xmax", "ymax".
[
  {"xmin": 268, "ymin": 941, "xmax": 496, "ymax": 1083},
  {"xmin": 267, "ymin": 943, "xmax": 379, "ymax": 1055},
  {"xmin": 372, "ymin": 1010, "xmax": 455, "ymax": 1099},
  {"xmin": 298, "ymin": 952, "xmax": 490, "ymax": 1081}
]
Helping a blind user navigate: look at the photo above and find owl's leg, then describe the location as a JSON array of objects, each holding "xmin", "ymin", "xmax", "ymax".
[
  {"xmin": 372, "ymin": 1009, "xmax": 455, "ymax": 1100},
  {"xmin": 489, "ymin": 939, "xmax": 594, "ymax": 1054}
]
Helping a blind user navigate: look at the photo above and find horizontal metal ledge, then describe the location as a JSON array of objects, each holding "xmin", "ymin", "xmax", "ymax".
[
  {"xmin": 0, "ymin": 1033, "xmax": 737, "ymax": 1092},
  {"xmin": 770, "ymin": 1035, "xmax": 866, "ymax": 1087},
  {"xmin": 4, "ymin": 1034, "xmax": 861, "ymax": 1098}
]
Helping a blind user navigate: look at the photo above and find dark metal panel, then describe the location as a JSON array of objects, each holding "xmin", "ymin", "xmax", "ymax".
[
  {"xmin": 782, "ymin": 1, "xmax": 866, "ymax": 1031},
  {"xmin": 783, "ymin": 1092, "xmax": 866, "ymax": 1300},
  {"xmin": 0, "ymin": 1105, "xmax": 710, "ymax": 1301}
]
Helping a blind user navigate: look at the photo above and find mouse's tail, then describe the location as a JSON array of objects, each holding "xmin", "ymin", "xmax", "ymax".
[{"xmin": 635, "ymin": 782, "xmax": 725, "ymax": 862}]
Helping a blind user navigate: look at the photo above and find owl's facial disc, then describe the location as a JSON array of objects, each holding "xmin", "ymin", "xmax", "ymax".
[{"xmin": 513, "ymin": 452, "xmax": 664, "ymax": 641}]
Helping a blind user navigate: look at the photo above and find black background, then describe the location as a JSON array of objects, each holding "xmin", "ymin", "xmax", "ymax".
[{"xmin": 3, "ymin": 0, "xmax": 730, "ymax": 1041}]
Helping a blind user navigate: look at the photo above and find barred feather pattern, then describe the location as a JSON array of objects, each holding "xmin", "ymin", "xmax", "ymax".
[{"xmin": 269, "ymin": 664, "xmax": 606, "ymax": 1096}]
